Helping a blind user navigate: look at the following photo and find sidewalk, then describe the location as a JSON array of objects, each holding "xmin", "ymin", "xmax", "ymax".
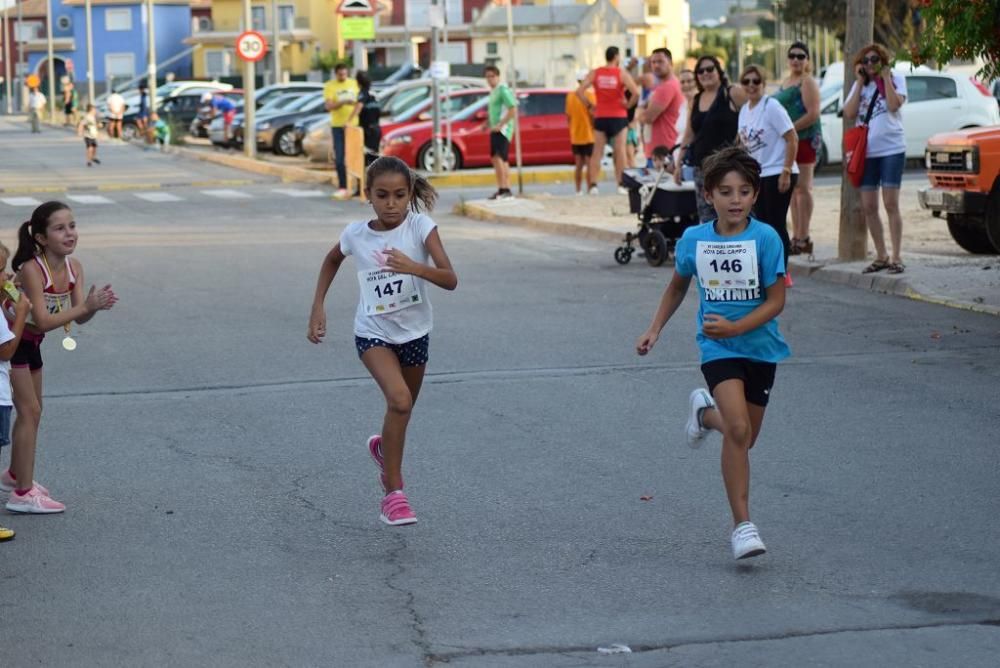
[{"xmin": 457, "ymin": 181, "xmax": 1000, "ymax": 316}]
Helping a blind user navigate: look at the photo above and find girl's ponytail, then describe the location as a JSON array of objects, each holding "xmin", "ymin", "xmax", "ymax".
[
  {"xmin": 13, "ymin": 201, "xmax": 70, "ymax": 271},
  {"xmin": 409, "ymin": 172, "xmax": 438, "ymax": 213}
]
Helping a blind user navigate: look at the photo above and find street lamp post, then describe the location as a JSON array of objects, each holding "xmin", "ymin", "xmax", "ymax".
[
  {"xmin": 17, "ymin": 0, "xmax": 25, "ymax": 111},
  {"xmin": 85, "ymin": 0, "xmax": 95, "ymax": 104},
  {"xmin": 45, "ymin": 0, "xmax": 56, "ymax": 121},
  {"xmin": 271, "ymin": 0, "xmax": 280, "ymax": 84},
  {"xmin": 147, "ymin": 0, "xmax": 157, "ymax": 113},
  {"xmin": 504, "ymin": 0, "xmax": 522, "ymax": 194},
  {"xmin": 2, "ymin": 7, "xmax": 12, "ymax": 114},
  {"xmin": 242, "ymin": 0, "xmax": 255, "ymax": 159}
]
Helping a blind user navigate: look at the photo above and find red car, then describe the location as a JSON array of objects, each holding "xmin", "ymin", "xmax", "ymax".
[
  {"xmin": 380, "ymin": 88, "xmax": 574, "ymax": 171},
  {"xmin": 381, "ymin": 88, "xmax": 490, "ymax": 136}
]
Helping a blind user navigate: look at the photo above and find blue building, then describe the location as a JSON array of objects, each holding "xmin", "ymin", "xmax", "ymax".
[{"xmin": 25, "ymin": 0, "xmax": 193, "ymax": 92}]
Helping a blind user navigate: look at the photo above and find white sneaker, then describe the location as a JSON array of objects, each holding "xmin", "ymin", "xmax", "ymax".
[
  {"xmin": 617, "ymin": 186, "xmax": 629, "ymax": 195},
  {"xmin": 575, "ymin": 190, "xmax": 585, "ymax": 197},
  {"xmin": 588, "ymin": 185, "xmax": 599, "ymax": 195},
  {"xmin": 731, "ymin": 521, "xmax": 766, "ymax": 559},
  {"xmin": 685, "ymin": 388, "xmax": 715, "ymax": 448}
]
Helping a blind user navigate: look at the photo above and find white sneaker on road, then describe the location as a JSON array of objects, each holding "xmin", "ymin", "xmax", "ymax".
[
  {"xmin": 588, "ymin": 185, "xmax": 599, "ymax": 195},
  {"xmin": 731, "ymin": 521, "xmax": 766, "ymax": 559},
  {"xmin": 685, "ymin": 388, "xmax": 715, "ymax": 448}
]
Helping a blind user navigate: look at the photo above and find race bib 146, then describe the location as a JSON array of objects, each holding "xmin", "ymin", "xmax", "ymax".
[{"xmin": 695, "ymin": 240, "xmax": 759, "ymax": 289}]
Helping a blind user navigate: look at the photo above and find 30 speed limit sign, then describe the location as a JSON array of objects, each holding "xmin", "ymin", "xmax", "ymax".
[{"xmin": 235, "ymin": 31, "xmax": 268, "ymax": 63}]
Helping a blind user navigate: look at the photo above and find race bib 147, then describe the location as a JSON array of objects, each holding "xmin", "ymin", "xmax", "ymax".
[{"xmin": 359, "ymin": 269, "xmax": 422, "ymax": 316}]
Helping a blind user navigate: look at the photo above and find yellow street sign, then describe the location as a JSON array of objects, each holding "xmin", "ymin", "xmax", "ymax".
[{"xmin": 341, "ymin": 16, "xmax": 375, "ymax": 40}]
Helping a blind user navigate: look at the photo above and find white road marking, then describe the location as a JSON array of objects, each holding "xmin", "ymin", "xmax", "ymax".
[
  {"xmin": 0, "ymin": 197, "xmax": 43, "ymax": 207},
  {"xmin": 273, "ymin": 188, "xmax": 327, "ymax": 198},
  {"xmin": 202, "ymin": 189, "xmax": 253, "ymax": 199},
  {"xmin": 66, "ymin": 194, "xmax": 114, "ymax": 205},
  {"xmin": 133, "ymin": 192, "xmax": 183, "ymax": 203}
]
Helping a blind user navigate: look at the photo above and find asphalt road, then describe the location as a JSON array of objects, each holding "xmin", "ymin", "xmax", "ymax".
[{"xmin": 0, "ymin": 123, "xmax": 999, "ymax": 667}]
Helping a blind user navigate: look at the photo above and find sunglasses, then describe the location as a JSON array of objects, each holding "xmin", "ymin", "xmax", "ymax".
[
  {"xmin": 741, "ymin": 77, "xmax": 762, "ymax": 86},
  {"xmin": 696, "ymin": 66, "xmax": 716, "ymax": 75},
  {"xmin": 862, "ymin": 56, "xmax": 881, "ymax": 65},
  {"xmin": 680, "ymin": 79, "xmax": 695, "ymax": 85},
  {"xmin": 788, "ymin": 52, "xmax": 808, "ymax": 60}
]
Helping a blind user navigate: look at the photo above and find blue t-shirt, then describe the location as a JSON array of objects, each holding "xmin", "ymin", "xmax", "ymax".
[
  {"xmin": 674, "ymin": 218, "xmax": 790, "ymax": 364},
  {"xmin": 213, "ymin": 97, "xmax": 236, "ymax": 113}
]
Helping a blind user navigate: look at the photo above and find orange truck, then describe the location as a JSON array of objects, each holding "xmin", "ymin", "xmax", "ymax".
[{"xmin": 918, "ymin": 127, "xmax": 1000, "ymax": 254}]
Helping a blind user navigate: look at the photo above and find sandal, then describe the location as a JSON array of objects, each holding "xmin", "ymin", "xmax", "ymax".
[
  {"xmin": 887, "ymin": 262, "xmax": 905, "ymax": 274},
  {"xmin": 862, "ymin": 258, "xmax": 890, "ymax": 274}
]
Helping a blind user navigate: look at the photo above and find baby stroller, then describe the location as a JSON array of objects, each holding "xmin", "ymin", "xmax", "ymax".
[{"xmin": 614, "ymin": 164, "xmax": 700, "ymax": 266}]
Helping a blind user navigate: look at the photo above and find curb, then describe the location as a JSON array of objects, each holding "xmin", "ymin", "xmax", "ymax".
[
  {"xmin": 0, "ymin": 179, "xmax": 260, "ymax": 194},
  {"xmin": 163, "ymin": 145, "xmax": 334, "ymax": 185},
  {"xmin": 429, "ymin": 168, "xmax": 587, "ymax": 189},
  {"xmin": 456, "ymin": 200, "xmax": 622, "ymax": 243}
]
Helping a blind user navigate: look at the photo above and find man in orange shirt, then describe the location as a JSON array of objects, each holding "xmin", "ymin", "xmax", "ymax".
[{"xmin": 566, "ymin": 70, "xmax": 597, "ymax": 195}]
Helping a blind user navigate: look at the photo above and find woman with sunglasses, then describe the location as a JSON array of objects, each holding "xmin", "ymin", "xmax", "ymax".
[
  {"xmin": 675, "ymin": 56, "xmax": 747, "ymax": 222},
  {"xmin": 774, "ymin": 42, "xmax": 822, "ymax": 258},
  {"xmin": 737, "ymin": 65, "xmax": 798, "ymax": 287},
  {"xmin": 844, "ymin": 43, "xmax": 908, "ymax": 274}
]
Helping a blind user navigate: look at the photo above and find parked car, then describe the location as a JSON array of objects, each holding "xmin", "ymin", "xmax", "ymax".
[
  {"xmin": 818, "ymin": 69, "xmax": 1000, "ymax": 166},
  {"xmin": 253, "ymin": 82, "xmax": 325, "ymax": 109},
  {"xmin": 376, "ymin": 77, "xmax": 487, "ymax": 119},
  {"xmin": 302, "ymin": 116, "xmax": 334, "ymax": 162},
  {"xmin": 98, "ymin": 80, "xmax": 232, "ymax": 119},
  {"xmin": 918, "ymin": 127, "xmax": 1000, "ymax": 253},
  {"xmin": 210, "ymin": 91, "xmax": 315, "ymax": 147},
  {"xmin": 380, "ymin": 88, "xmax": 575, "ymax": 171},
  {"xmin": 251, "ymin": 93, "xmax": 328, "ymax": 154},
  {"xmin": 292, "ymin": 112, "xmax": 331, "ymax": 158}
]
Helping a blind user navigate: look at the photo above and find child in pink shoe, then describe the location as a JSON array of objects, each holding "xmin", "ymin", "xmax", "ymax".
[{"xmin": 308, "ymin": 157, "xmax": 458, "ymax": 526}]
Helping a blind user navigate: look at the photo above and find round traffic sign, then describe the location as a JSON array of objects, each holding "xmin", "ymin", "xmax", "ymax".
[{"xmin": 235, "ymin": 31, "xmax": 268, "ymax": 63}]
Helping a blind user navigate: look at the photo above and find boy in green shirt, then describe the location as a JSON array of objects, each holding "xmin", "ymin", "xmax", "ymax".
[{"xmin": 478, "ymin": 65, "xmax": 518, "ymax": 200}]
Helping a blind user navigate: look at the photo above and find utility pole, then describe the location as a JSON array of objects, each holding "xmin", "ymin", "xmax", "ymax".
[
  {"xmin": 85, "ymin": 0, "xmax": 95, "ymax": 103},
  {"xmin": 242, "ymin": 0, "xmax": 255, "ymax": 158},
  {"xmin": 146, "ymin": 0, "xmax": 157, "ymax": 111},
  {"xmin": 735, "ymin": 0, "xmax": 743, "ymax": 77},
  {"xmin": 839, "ymin": 0, "xmax": 873, "ymax": 261},
  {"xmin": 45, "ymin": 0, "xmax": 55, "ymax": 121},
  {"xmin": 17, "ymin": 0, "xmax": 25, "ymax": 111},
  {"xmin": 504, "ymin": 0, "xmax": 522, "ymax": 194},
  {"xmin": 430, "ymin": 0, "xmax": 441, "ymax": 172},
  {"xmin": 2, "ymin": 7, "xmax": 11, "ymax": 114},
  {"xmin": 271, "ymin": 0, "xmax": 280, "ymax": 84}
]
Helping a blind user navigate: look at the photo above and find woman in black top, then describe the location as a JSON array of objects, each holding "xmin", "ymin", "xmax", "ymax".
[
  {"xmin": 675, "ymin": 56, "xmax": 747, "ymax": 222},
  {"xmin": 349, "ymin": 71, "xmax": 382, "ymax": 168}
]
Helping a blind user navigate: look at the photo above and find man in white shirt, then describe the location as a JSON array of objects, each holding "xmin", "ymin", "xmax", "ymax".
[
  {"xmin": 28, "ymin": 88, "xmax": 45, "ymax": 134},
  {"xmin": 105, "ymin": 89, "xmax": 126, "ymax": 140}
]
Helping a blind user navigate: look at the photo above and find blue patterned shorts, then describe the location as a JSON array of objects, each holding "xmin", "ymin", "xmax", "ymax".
[{"xmin": 355, "ymin": 334, "xmax": 429, "ymax": 367}]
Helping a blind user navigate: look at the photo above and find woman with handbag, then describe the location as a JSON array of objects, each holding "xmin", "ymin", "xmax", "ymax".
[{"xmin": 843, "ymin": 43, "xmax": 908, "ymax": 274}]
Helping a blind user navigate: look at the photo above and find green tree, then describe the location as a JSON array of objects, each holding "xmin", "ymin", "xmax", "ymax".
[
  {"xmin": 776, "ymin": 0, "xmax": 915, "ymax": 55},
  {"xmin": 915, "ymin": 0, "xmax": 1000, "ymax": 81}
]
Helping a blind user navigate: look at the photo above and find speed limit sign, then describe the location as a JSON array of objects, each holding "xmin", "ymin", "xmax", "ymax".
[{"xmin": 235, "ymin": 31, "xmax": 268, "ymax": 63}]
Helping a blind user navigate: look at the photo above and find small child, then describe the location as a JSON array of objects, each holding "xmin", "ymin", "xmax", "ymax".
[
  {"xmin": 152, "ymin": 113, "xmax": 171, "ymax": 149},
  {"xmin": 636, "ymin": 146, "xmax": 789, "ymax": 560},
  {"xmin": 650, "ymin": 145, "xmax": 674, "ymax": 174},
  {"xmin": 308, "ymin": 156, "xmax": 457, "ymax": 526},
  {"xmin": 77, "ymin": 104, "xmax": 101, "ymax": 166},
  {"xmin": 0, "ymin": 242, "xmax": 33, "ymax": 540}
]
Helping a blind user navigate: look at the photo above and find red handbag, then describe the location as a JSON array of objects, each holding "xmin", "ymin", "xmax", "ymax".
[{"xmin": 844, "ymin": 92, "xmax": 879, "ymax": 188}]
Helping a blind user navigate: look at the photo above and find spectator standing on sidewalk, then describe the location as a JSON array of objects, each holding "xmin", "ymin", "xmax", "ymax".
[
  {"xmin": 774, "ymin": 42, "xmax": 822, "ymax": 258},
  {"xmin": 576, "ymin": 46, "xmax": 640, "ymax": 195},
  {"xmin": 105, "ymin": 88, "xmax": 126, "ymax": 140},
  {"xmin": 844, "ymin": 43, "xmax": 907, "ymax": 275},
  {"xmin": 324, "ymin": 63, "xmax": 360, "ymax": 199},
  {"xmin": 347, "ymin": 71, "xmax": 382, "ymax": 169},
  {"xmin": 479, "ymin": 65, "xmax": 518, "ymax": 200},
  {"xmin": 566, "ymin": 69, "xmax": 596, "ymax": 195},
  {"xmin": 136, "ymin": 83, "xmax": 150, "ymax": 140},
  {"xmin": 675, "ymin": 68, "xmax": 696, "ymax": 145},
  {"xmin": 635, "ymin": 48, "xmax": 683, "ymax": 169},
  {"xmin": 27, "ymin": 88, "xmax": 45, "ymax": 134},
  {"xmin": 61, "ymin": 78, "xmax": 77, "ymax": 126},
  {"xmin": 675, "ymin": 55, "xmax": 747, "ymax": 221},
  {"xmin": 737, "ymin": 65, "xmax": 798, "ymax": 286}
]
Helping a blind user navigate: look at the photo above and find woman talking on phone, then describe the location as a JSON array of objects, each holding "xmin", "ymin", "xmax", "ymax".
[{"xmin": 843, "ymin": 43, "xmax": 907, "ymax": 274}]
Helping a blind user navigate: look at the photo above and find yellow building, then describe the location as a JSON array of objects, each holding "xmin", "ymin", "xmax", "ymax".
[{"xmin": 185, "ymin": 0, "xmax": 344, "ymax": 79}]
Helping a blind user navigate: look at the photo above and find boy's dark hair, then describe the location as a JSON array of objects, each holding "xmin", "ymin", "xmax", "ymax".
[
  {"xmin": 365, "ymin": 156, "xmax": 438, "ymax": 212},
  {"xmin": 701, "ymin": 146, "xmax": 761, "ymax": 195},
  {"xmin": 483, "ymin": 65, "xmax": 500, "ymax": 76},
  {"xmin": 651, "ymin": 47, "xmax": 672, "ymax": 61},
  {"xmin": 334, "ymin": 62, "xmax": 349, "ymax": 73},
  {"xmin": 14, "ymin": 201, "xmax": 71, "ymax": 272},
  {"xmin": 605, "ymin": 46, "xmax": 619, "ymax": 62},
  {"xmin": 651, "ymin": 145, "xmax": 671, "ymax": 160},
  {"xmin": 356, "ymin": 70, "xmax": 371, "ymax": 90}
]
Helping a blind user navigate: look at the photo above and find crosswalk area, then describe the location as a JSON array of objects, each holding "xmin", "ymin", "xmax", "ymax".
[{"xmin": 0, "ymin": 187, "xmax": 332, "ymax": 208}]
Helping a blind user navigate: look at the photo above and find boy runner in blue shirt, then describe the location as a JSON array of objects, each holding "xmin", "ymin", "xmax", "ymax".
[{"xmin": 636, "ymin": 145, "xmax": 789, "ymax": 561}]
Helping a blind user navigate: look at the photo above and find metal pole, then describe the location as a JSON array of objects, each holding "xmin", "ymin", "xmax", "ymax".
[
  {"xmin": 442, "ymin": 0, "xmax": 451, "ymax": 159},
  {"xmin": 84, "ymin": 0, "xmax": 94, "ymax": 104},
  {"xmin": 45, "ymin": 0, "xmax": 55, "ymax": 121},
  {"xmin": 430, "ymin": 0, "xmax": 441, "ymax": 172},
  {"xmin": 2, "ymin": 8, "xmax": 12, "ymax": 114},
  {"xmin": 146, "ymin": 0, "xmax": 157, "ymax": 110},
  {"xmin": 242, "ymin": 0, "xmax": 255, "ymax": 158},
  {"xmin": 17, "ymin": 0, "xmax": 24, "ymax": 111},
  {"xmin": 271, "ymin": 0, "xmax": 280, "ymax": 84},
  {"xmin": 505, "ymin": 0, "xmax": 522, "ymax": 194},
  {"xmin": 735, "ymin": 0, "xmax": 743, "ymax": 77}
]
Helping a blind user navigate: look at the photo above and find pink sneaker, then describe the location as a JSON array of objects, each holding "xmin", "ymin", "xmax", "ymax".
[
  {"xmin": 5, "ymin": 486, "xmax": 65, "ymax": 514},
  {"xmin": 379, "ymin": 490, "xmax": 417, "ymax": 526},
  {"xmin": 368, "ymin": 434, "xmax": 402, "ymax": 491},
  {"xmin": 0, "ymin": 469, "xmax": 49, "ymax": 496},
  {"xmin": 783, "ymin": 273, "xmax": 794, "ymax": 288}
]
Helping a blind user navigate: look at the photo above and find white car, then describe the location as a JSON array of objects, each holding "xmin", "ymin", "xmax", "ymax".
[{"xmin": 818, "ymin": 70, "xmax": 1000, "ymax": 165}]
